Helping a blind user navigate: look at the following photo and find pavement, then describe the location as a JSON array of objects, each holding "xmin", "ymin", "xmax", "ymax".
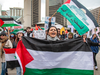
[{"xmin": 0, "ymin": 52, "xmax": 100, "ymax": 75}]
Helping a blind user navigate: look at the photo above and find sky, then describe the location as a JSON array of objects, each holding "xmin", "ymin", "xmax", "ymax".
[
  {"xmin": 0, "ymin": 0, "xmax": 24, "ymax": 10},
  {"xmin": 0, "ymin": 0, "xmax": 100, "ymax": 20}
]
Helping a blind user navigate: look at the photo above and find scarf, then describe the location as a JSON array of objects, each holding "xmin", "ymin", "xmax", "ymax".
[{"xmin": 47, "ymin": 35, "xmax": 60, "ymax": 41}]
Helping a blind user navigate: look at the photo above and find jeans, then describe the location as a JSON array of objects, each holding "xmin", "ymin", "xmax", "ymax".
[
  {"xmin": 16, "ymin": 67, "xmax": 21, "ymax": 75},
  {"xmin": 93, "ymin": 53, "xmax": 97, "ymax": 66},
  {"xmin": 1, "ymin": 62, "xmax": 7, "ymax": 75}
]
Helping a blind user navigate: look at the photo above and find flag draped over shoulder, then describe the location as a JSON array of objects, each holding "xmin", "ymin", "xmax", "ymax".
[
  {"xmin": 16, "ymin": 37, "xmax": 93, "ymax": 75},
  {"xmin": 57, "ymin": 0, "xmax": 99, "ymax": 35},
  {"xmin": 4, "ymin": 48, "xmax": 20, "ymax": 68}
]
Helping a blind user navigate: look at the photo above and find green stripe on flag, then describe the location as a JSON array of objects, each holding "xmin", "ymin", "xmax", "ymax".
[
  {"xmin": 57, "ymin": 5, "xmax": 89, "ymax": 35},
  {"xmin": 24, "ymin": 68, "xmax": 93, "ymax": 75}
]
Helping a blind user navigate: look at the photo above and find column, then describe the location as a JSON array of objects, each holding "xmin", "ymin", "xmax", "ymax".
[
  {"xmin": 24, "ymin": 0, "xmax": 31, "ymax": 28},
  {"xmin": 46, "ymin": 0, "xmax": 49, "ymax": 16},
  {"xmin": 38, "ymin": 0, "xmax": 41, "ymax": 22}
]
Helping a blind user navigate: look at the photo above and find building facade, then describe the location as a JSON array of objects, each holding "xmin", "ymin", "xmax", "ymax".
[
  {"xmin": 90, "ymin": 7, "xmax": 100, "ymax": 26},
  {"xmin": 0, "ymin": 4, "xmax": 2, "ymax": 16},
  {"xmin": 24, "ymin": 0, "xmax": 41, "ymax": 28},
  {"xmin": 31, "ymin": 0, "xmax": 41, "ymax": 27},
  {"xmin": 10, "ymin": 7, "xmax": 23, "ymax": 17},
  {"xmin": 46, "ymin": 0, "xmax": 68, "ymax": 26}
]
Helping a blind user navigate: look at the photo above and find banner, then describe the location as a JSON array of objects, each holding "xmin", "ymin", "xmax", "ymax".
[{"xmin": 16, "ymin": 37, "xmax": 93, "ymax": 75}]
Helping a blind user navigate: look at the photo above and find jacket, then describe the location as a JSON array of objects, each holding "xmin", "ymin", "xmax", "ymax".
[
  {"xmin": 90, "ymin": 37, "xmax": 99, "ymax": 53},
  {"xmin": 0, "ymin": 37, "xmax": 13, "ymax": 62},
  {"xmin": 86, "ymin": 38, "xmax": 99, "ymax": 46}
]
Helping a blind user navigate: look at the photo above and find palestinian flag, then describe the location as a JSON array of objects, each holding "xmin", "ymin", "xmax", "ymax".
[
  {"xmin": 0, "ymin": 18, "xmax": 20, "ymax": 27},
  {"xmin": 16, "ymin": 37, "xmax": 93, "ymax": 75},
  {"xmin": 57, "ymin": 0, "xmax": 99, "ymax": 35},
  {"xmin": 4, "ymin": 48, "xmax": 20, "ymax": 68}
]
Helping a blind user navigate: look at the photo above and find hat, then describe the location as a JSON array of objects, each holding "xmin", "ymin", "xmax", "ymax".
[
  {"xmin": 16, "ymin": 31, "xmax": 24, "ymax": 34},
  {"xmin": 1, "ymin": 31, "xmax": 6, "ymax": 36}
]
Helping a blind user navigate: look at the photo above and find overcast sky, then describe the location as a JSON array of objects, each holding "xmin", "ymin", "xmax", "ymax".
[
  {"xmin": 0, "ymin": 0, "xmax": 100, "ymax": 20},
  {"xmin": 0, "ymin": 0, "xmax": 100, "ymax": 10}
]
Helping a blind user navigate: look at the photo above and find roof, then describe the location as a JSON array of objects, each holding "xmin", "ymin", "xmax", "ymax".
[{"xmin": 0, "ymin": 16, "xmax": 20, "ymax": 20}]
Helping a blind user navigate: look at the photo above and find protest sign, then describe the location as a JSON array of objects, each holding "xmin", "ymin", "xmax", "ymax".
[
  {"xmin": 45, "ymin": 17, "xmax": 56, "ymax": 30},
  {"xmin": 34, "ymin": 30, "xmax": 46, "ymax": 39}
]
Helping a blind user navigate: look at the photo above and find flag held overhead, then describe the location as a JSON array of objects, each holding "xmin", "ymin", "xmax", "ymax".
[{"xmin": 57, "ymin": 0, "xmax": 99, "ymax": 35}]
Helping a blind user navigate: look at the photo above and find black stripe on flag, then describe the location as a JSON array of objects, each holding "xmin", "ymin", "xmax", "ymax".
[
  {"xmin": 72, "ymin": 0, "xmax": 99, "ymax": 27},
  {"xmin": 7, "ymin": 60, "xmax": 20, "ymax": 69},
  {"xmin": 0, "ymin": 18, "xmax": 14, "ymax": 21},
  {"xmin": 22, "ymin": 37, "xmax": 92, "ymax": 52}
]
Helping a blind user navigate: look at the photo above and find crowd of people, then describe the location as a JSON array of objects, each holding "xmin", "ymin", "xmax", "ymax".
[{"xmin": 0, "ymin": 17, "xmax": 100, "ymax": 75}]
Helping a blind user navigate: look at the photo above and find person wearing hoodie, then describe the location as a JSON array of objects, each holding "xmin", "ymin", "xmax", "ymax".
[
  {"xmin": 90, "ymin": 34, "xmax": 99, "ymax": 70},
  {"xmin": 0, "ymin": 31, "xmax": 13, "ymax": 75}
]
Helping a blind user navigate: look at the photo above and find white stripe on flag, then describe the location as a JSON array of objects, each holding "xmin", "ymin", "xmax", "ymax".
[
  {"xmin": 5, "ymin": 54, "xmax": 17, "ymax": 61},
  {"xmin": 26, "ymin": 49, "xmax": 93, "ymax": 70}
]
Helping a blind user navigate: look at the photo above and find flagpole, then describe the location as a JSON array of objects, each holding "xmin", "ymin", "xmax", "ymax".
[{"xmin": 51, "ymin": 11, "xmax": 57, "ymax": 18}]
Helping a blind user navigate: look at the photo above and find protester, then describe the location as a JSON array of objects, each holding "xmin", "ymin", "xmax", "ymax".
[
  {"xmin": 83, "ymin": 34, "xmax": 100, "ymax": 46},
  {"xmin": 0, "ymin": 31, "xmax": 13, "ymax": 75},
  {"xmin": 13, "ymin": 31, "xmax": 24, "ymax": 75},
  {"xmin": 61, "ymin": 31, "xmax": 66, "ymax": 40},
  {"xmin": 90, "ymin": 34, "xmax": 99, "ymax": 70},
  {"xmin": 57, "ymin": 28, "xmax": 61, "ymax": 39},
  {"xmin": 83, "ymin": 33, "xmax": 100, "ymax": 70},
  {"xmin": 46, "ymin": 17, "xmax": 60, "ymax": 41},
  {"xmin": 74, "ymin": 31, "xmax": 79, "ymax": 38},
  {"xmin": 24, "ymin": 27, "xmax": 32, "ymax": 37},
  {"xmin": 10, "ymin": 33, "xmax": 15, "ymax": 43},
  {"xmin": 47, "ymin": 26, "xmax": 60, "ymax": 41},
  {"xmin": 68, "ymin": 32, "xmax": 73, "ymax": 39},
  {"xmin": 32, "ymin": 32, "xmax": 35, "ymax": 38}
]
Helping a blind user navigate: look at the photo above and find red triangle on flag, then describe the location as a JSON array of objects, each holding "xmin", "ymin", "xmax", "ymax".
[
  {"xmin": 64, "ymin": 0, "xmax": 71, "ymax": 4},
  {"xmin": 0, "ymin": 19, "xmax": 4, "ymax": 27},
  {"xmin": 16, "ymin": 41, "xmax": 34, "ymax": 74}
]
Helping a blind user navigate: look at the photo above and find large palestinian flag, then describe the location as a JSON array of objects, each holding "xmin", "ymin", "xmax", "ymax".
[
  {"xmin": 0, "ymin": 18, "xmax": 20, "ymax": 27},
  {"xmin": 4, "ymin": 48, "xmax": 20, "ymax": 68},
  {"xmin": 57, "ymin": 0, "xmax": 99, "ymax": 35},
  {"xmin": 16, "ymin": 37, "xmax": 93, "ymax": 75}
]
